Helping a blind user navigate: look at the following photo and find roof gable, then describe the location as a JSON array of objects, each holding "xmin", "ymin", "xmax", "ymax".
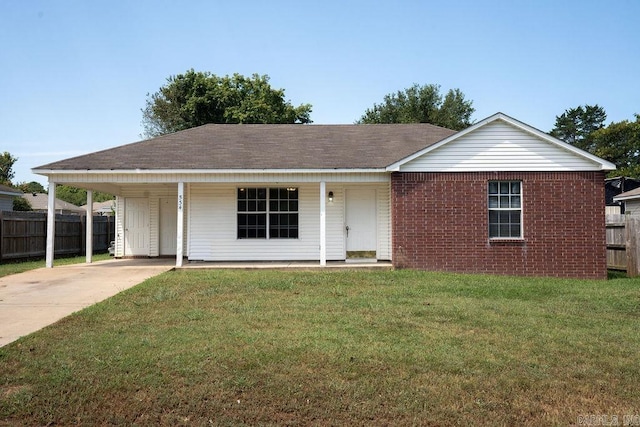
[{"xmin": 387, "ymin": 113, "xmax": 616, "ymax": 172}]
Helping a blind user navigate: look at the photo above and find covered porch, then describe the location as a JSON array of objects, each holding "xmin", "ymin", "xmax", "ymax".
[{"xmin": 40, "ymin": 173, "xmax": 392, "ymax": 269}]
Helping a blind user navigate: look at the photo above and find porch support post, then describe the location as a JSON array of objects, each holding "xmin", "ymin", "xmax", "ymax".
[
  {"xmin": 320, "ymin": 181, "xmax": 327, "ymax": 266},
  {"xmin": 176, "ymin": 182, "xmax": 184, "ymax": 267},
  {"xmin": 85, "ymin": 190, "xmax": 93, "ymax": 264},
  {"xmin": 45, "ymin": 181, "xmax": 56, "ymax": 268}
]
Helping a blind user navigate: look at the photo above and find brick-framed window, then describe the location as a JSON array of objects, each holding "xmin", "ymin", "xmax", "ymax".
[
  {"xmin": 488, "ymin": 181, "xmax": 522, "ymax": 239},
  {"xmin": 237, "ymin": 187, "xmax": 299, "ymax": 239}
]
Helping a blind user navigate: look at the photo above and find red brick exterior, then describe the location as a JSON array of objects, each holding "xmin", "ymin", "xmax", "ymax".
[{"xmin": 391, "ymin": 171, "xmax": 607, "ymax": 279}]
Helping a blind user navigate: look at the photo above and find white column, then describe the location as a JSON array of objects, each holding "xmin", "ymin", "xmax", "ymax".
[
  {"xmin": 176, "ymin": 182, "xmax": 184, "ymax": 267},
  {"xmin": 320, "ymin": 181, "xmax": 327, "ymax": 266},
  {"xmin": 45, "ymin": 181, "xmax": 56, "ymax": 268},
  {"xmin": 85, "ymin": 190, "xmax": 93, "ymax": 264}
]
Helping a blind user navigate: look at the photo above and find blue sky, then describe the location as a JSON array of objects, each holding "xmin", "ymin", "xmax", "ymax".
[{"xmin": 1, "ymin": 0, "xmax": 638, "ymax": 185}]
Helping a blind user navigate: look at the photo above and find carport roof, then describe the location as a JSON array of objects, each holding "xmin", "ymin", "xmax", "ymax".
[{"xmin": 34, "ymin": 123, "xmax": 457, "ymax": 171}]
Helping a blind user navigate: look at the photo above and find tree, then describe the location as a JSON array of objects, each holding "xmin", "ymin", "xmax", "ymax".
[
  {"xmin": 13, "ymin": 197, "xmax": 32, "ymax": 211},
  {"xmin": 142, "ymin": 70, "xmax": 313, "ymax": 138},
  {"xmin": 549, "ymin": 104, "xmax": 607, "ymax": 152},
  {"xmin": 0, "ymin": 152, "xmax": 18, "ymax": 185},
  {"xmin": 55, "ymin": 185, "xmax": 114, "ymax": 206},
  {"xmin": 592, "ymin": 114, "xmax": 640, "ymax": 178},
  {"xmin": 356, "ymin": 83, "xmax": 475, "ymax": 130},
  {"xmin": 16, "ymin": 181, "xmax": 46, "ymax": 194}
]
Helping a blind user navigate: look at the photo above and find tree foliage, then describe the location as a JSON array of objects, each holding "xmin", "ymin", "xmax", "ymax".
[
  {"xmin": 549, "ymin": 104, "xmax": 607, "ymax": 152},
  {"xmin": 16, "ymin": 181, "xmax": 46, "ymax": 195},
  {"xmin": 0, "ymin": 151, "xmax": 18, "ymax": 185},
  {"xmin": 142, "ymin": 70, "xmax": 313, "ymax": 138},
  {"xmin": 592, "ymin": 115, "xmax": 640, "ymax": 178},
  {"xmin": 356, "ymin": 84, "xmax": 475, "ymax": 130},
  {"xmin": 56, "ymin": 185, "xmax": 114, "ymax": 206},
  {"xmin": 13, "ymin": 197, "xmax": 32, "ymax": 211},
  {"xmin": 551, "ymin": 105, "xmax": 640, "ymax": 178}
]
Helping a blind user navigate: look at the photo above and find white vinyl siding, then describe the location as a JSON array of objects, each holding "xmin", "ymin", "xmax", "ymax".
[
  {"xmin": 0, "ymin": 196, "xmax": 14, "ymax": 211},
  {"xmin": 189, "ymin": 184, "xmax": 320, "ymax": 261},
  {"xmin": 400, "ymin": 121, "xmax": 604, "ymax": 172},
  {"xmin": 188, "ymin": 182, "xmax": 391, "ymax": 262},
  {"xmin": 625, "ymin": 200, "xmax": 640, "ymax": 215}
]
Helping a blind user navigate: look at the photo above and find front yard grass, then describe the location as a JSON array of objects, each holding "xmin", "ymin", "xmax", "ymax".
[{"xmin": 1, "ymin": 269, "xmax": 639, "ymax": 425}]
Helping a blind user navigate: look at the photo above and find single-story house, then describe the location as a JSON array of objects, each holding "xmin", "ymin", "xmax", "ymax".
[
  {"xmin": 0, "ymin": 184, "xmax": 22, "ymax": 211},
  {"xmin": 606, "ymin": 176, "xmax": 640, "ymax": 214},
  {"xmin": 613, "ymin": 187, "xmax": 640, "ymax": 215},
  {"xmin": 80, "ymin": 200, "xmax": 116, "ymax": 216},
  {"xmin": 21, "ymin": 192, "xmax": 86, "ymax": 215},
  {"xmin": 33, "ymin": 113, "xmax": 616, "ymax": 279}
]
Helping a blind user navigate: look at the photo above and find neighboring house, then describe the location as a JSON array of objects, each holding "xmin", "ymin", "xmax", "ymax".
[
  {"xmin": 0, "ymin": 184, "xmax": 22, "ymax": 211},
  {"xmin": 21, "ymin": 193, "xmax": 85, "ymax": 215},
  {"xmin": 613, "ymin": 187, "xmax": 640, "ymax": 215},
  {"xmin": 606, "ymin": 177, "xmax": 640, "ymax": 214},
  {"xmin": 80, "ymin": 200, "xmax": 116, "ymax": 216},
  {"xmin": 33, "ymin": 113, "xmax": 616, "ymax": 279}
]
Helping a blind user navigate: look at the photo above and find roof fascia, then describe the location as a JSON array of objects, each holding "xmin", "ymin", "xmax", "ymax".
[
  {"xmin": 386, "ymin": 112, "xmax": 617, "ymax": 171},
  {"xmin": 32, "ymin": 168, "xmax": 389, "ymax": 176}
]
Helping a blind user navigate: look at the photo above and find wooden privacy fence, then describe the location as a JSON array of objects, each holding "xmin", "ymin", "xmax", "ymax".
[
  {"xmin": 0, "ymin": 211, "xmax": 115, "ymax": 262},
  {"xmin": 606, "ymin": 214, "xmax": 640, "ymax": 277}
]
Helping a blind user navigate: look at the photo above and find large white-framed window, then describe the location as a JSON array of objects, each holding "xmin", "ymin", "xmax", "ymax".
[
  {"xmin": 488, "ymin": 181, "xmax": 522, "ymax": 239},
  {"xmin": 237, "ymin": 187, "xmax": 299, "ymax": 239}
]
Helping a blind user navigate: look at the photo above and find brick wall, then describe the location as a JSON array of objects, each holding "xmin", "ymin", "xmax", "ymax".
[{"xmin": 391, "ymin": 171, "xmax": 607, "ymax": 279}]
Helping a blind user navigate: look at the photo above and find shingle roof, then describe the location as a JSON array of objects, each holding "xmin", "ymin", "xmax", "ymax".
[
  {"xmin": 21, "ymin": 193, "xmax": 85, "ymax": 213},
  {"xmin": 0, "ymin": 184, "xmax": 22, "ymax": 195},
  {"xmin": 35, "ymin": 124, "xmax": 457, "ymax": 171}
]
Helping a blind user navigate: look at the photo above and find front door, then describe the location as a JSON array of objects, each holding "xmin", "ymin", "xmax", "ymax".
[
  {"xmin": 124, "ymin": 198, "xmax": 149, "ymax": 256},
  {"xmin": 159, "ymin": 197, "xmax": 178, "ymax": 256},
  {"xmin": 345, "ymin": 188, "xmax": 377, "ymax": 258}
]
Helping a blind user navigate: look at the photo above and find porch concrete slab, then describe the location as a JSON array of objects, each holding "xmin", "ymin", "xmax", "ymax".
[
  {"xmin": 180, "ymin": 260, "xmax": 394, "ymax": 270},
  {"xmin": 0, "ymin": 258, "xmax": 174, "ymax": 347}
]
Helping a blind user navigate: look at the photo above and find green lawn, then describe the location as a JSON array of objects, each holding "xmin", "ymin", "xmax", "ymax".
[
  {"xmin": 0, "ymin": 253, "xmax": 112, "ymax": 278},
  {"xmin": 1, "ymin": 269, "xmax": 639, "ymax": 426}
]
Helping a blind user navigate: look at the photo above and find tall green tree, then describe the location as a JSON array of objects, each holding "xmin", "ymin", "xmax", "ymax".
[
  {"xmin": 0, "ymin": 151, "xmax": 18, "ymax": 185},
  {"xmin": 549, "ymin": 104, "xmax": 607, "ymax": 152},
  {"xmin": 142, "ymin": 70, "xmax": 313, "ymax": 138},
  {"xmin": 56, "ymin": 185, "xmax": 114, "ymax": 206},
  {"xmin": 356, "ymin": 83, "xmax": 475, "ymax": 130},
  {"xmin": 592, "ymin": 114, "xmax": 640, "ymax": 178},
  {"xmin": 16, "ymin": 181, "xmax": 46, "ymax": 194}
]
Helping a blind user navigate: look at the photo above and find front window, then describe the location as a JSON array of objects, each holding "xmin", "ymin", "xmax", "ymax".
[
  {"xmin": 488, "ymin": 181, "xmax": 522, "ymax": 238},
  {"xmin": 237, "ymin": 187, "xmax": 298, "ymax": 239}
]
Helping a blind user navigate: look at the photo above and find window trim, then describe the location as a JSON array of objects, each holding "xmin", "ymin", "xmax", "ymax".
[
  {"xmin": 488, "ymin": 180, "xmax": 524, "ymax": 240},
  {"xmin": 237, "ymin": 187, "xmax": 299, "ymax": 240}
]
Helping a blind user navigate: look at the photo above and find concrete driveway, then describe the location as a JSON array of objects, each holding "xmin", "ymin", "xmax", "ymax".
[{"xmin": 0, "ymin": 258, "xmax": 174, "ymax": 347}]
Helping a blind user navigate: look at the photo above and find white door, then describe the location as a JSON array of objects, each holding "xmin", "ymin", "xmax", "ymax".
[
  {"xmin": 160, "ymin": 197, "xmax": 178, "ymax": 256},
  {"xmin": 345, "ymin": 188, "xmax": 377, "ymax": 255},
  {"xmin": 124, "ymin": 198, "xmax": 149, "ymax": 256}
]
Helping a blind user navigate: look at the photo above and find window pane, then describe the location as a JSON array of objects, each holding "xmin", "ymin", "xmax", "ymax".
[
  {"xmin": 500, "ymin": 182, "xmax": 510, "ymax": 194},
  {"xmin": 269, "ymin": 188, "xmax": 278, "ymax": 199},
  {"xmin": 489, "ymin": 196, "xmax": 499, "ymax": 208},
  {"xmin": 500, "ymin": 196, "xmax": 510, "ymax": 208},
  {"xmin": 511, "ymin": 182, "xmax": 521, "ymax": 194},
  {"xmin": 510, "ymin": 225, "xmax": 521, "ymax": 237},
  {"xmin": 248, "ymin": 200, "xmax": 256, "ymax": 212},
  {"xmin": 489, "ymin": 182, "xmax": 498, "ymax": 194},
  {"xmin": 290, "ymin": 201, "xmax": 298, "ymax": 211},
  {"xmin": 238, "ymin": 200, "xmax": 246, "ymax": 211},
  {"xmin": 257, "ymin": 200, "xmax": 266, "ymax": 211},
  {"xmin": 512, "ymin": 196, "xmax": 521, "ymax": 208},
  {"xmin": 257, "ymin": 188, "xmax": 267, "ymax": 199}
]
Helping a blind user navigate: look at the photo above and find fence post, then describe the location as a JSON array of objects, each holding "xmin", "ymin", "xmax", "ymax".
[{"xmin": 627, "ymin": 214, "xmax": 640, "ymax": 277}]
